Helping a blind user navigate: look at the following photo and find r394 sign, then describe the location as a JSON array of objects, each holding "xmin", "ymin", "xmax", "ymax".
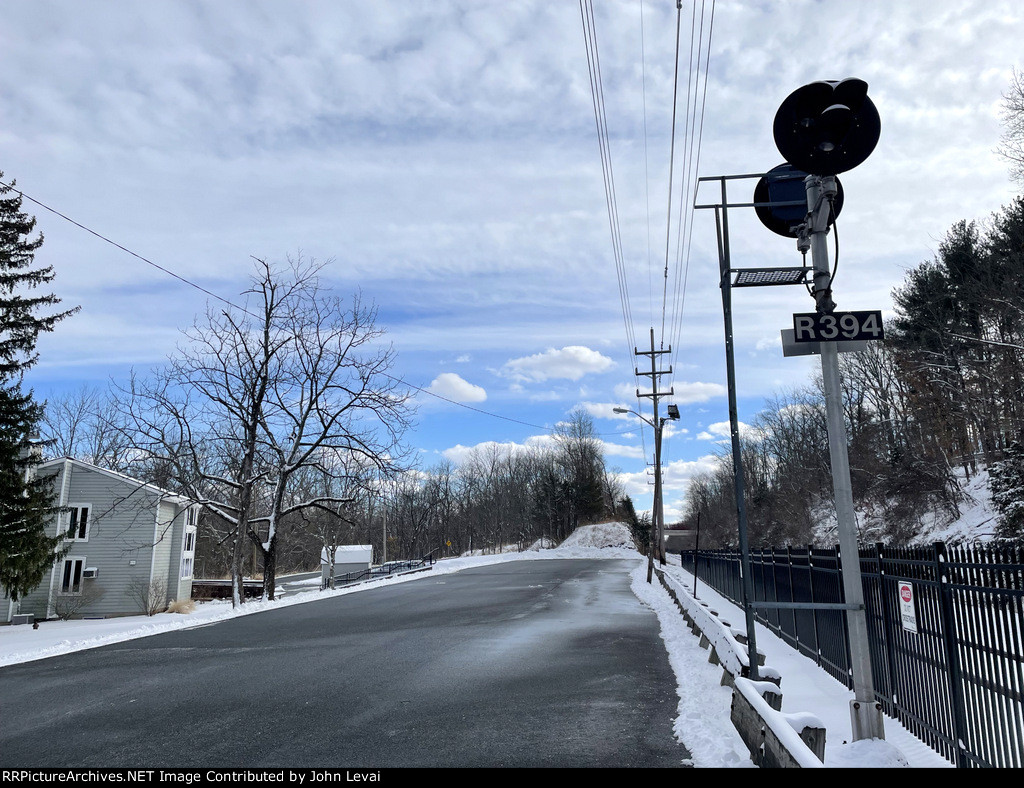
[{"xmin": 792, "ymin": 310, "xmax": 884, "ymax": 343}]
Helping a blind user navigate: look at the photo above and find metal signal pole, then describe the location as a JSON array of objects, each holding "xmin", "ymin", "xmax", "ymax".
[{"xmin": 805, "ymin": 174, "xmax": 885, "ymax": 741}]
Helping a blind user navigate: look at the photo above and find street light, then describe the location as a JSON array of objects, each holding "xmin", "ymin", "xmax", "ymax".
[{"xmin": 614, "ymin": 404, "xmax": 680, "ymax": 583}]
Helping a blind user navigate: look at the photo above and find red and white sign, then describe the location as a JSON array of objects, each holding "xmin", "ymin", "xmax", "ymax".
[{"xmin": 898, "ymin": 580, "xmax": 918, "ymax": 634}]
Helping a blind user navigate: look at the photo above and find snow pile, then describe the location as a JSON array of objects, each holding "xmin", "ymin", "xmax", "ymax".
[
  {"xmin": 556, "ymin": 522, "xmax": 637, "ymax": 551},
  {"xmin": 526, "ymin": 537, "xmax": 556, "ymax": 551},
  {"xmin": 629, "ymin": 562, "xmax": 753, "ymax": 768}
]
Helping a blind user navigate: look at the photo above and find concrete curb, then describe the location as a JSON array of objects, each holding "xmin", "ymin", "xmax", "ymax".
[{"xmin": 655, "ymin": 567, "xmax": 827, "ymax": 768}]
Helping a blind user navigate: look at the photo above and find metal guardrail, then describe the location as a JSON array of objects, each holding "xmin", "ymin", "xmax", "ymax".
[
  {"xmin": 319, "ymin": 555, "xmax": 435, "ymax": 591},
  {"xmin": 682, "ymin": 542, "xmax": 1024, "ymax": 768}
]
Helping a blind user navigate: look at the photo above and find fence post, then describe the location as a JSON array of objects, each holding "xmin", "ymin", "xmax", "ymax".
[
  {"xmin": 933, "ymin": 541, "xmax": 969, "ymax": 768},
  {"xmin": 807, "ymin": 544, "xmax": 822, "ymax": 668},
  {"xmin": 835, "ymin": 541, "xmax": 853, "ymax": 690},
  {"xmin": 875, "ymin": 543, "xmax": 899, "ymax": 717}
]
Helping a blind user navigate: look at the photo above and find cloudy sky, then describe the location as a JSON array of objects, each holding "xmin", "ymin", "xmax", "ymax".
[{"xmin": 2, "ymin": 0, "xmax": 1021, "ymax": 519}]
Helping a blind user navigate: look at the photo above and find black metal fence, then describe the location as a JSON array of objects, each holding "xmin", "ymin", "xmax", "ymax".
[
  {"xmin": 320, "ymin": 555, "xmax": 435, "ymax": 590},
  {"xmin": 681, "ymin": 543, "xmax": 1024, "ymax": 768}
]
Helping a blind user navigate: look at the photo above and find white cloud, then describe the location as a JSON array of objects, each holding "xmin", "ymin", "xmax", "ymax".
[
  {"xmin": 580, "ymin": 401, "xmax": 633, "ymax": 421},
  {"xmin": 615, "ymin": 453, "xmax": 721, "ymax": 504},
  {"xmin": 672, "ymin": 381, "xmax": 727, "ymax": 404},
  {"xmin": 442, "ymin": 435, "xmax": 555, "ymax": 465},
  {"xmin": 696, "ymin": 421, "xmax": 762, "ymax": 441},
  {"xmin": 600, "ymin": 441, "xmax": 645, "ymax": 460},
  {"xmin": 501, "ymin": 346, "xmax": 613, "ymax": 383},
  {"xmin": 426, "ymin": 372, "xmax": 487, "ymax": 403}
]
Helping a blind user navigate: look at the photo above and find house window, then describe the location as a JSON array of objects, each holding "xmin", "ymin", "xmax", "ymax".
[
  {"xmin": 181, "ymin": 528, "xmax": 196, "ymax": 579},
  {"xmin": 59, "ymin": 558, "xmax": 85, "ymax": 595},
  {"xmin": 66, "ymin": 505, "xmax": 91, "ymax": 541},
  {"xmin": 186, "ymin": 507, "xmax": 198, "ymax": 528}
]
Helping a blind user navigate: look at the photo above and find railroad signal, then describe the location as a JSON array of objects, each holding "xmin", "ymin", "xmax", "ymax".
[
  {"xmin": 773, "ymin": 78, "xmax": 880, "ymax": 176},
  {"xmin": 754, "ymin": 163, "xmax": 844, "ymax": 238}
]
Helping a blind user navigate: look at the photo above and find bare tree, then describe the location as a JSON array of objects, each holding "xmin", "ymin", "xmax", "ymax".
[
  {"xmin": 53, "ymin": 586, "xmax": 104, "ymax": 620},
  {"xmin": 117, "ymin": 257, "xmax": 411, "ymax": 604},
  {"xmin": 41, "ymin": 385, "xmax": 133, "ymax": 469},
  {"xmin": 295, "ymin": 453, "xmax": 376, "ymax": 588},
  {"xmin": 248, "ymin": 275, "xmax": 411, "ymax": 597},
  {"xmin": 999, "ymin": 67, "xmax": 1024, "ymax": 186}
]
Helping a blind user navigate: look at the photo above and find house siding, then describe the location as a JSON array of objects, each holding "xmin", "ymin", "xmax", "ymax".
[{"xmin": 12, "ymin": 461, "xmax": 192, "ymax": 620}]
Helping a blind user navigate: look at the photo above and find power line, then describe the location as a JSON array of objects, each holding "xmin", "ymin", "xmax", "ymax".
[
  {"xmin": 640, "ymin": 0, "xmax": 655, "ymax": 326},
  {"xmin": 667, "ymin": 0, "xmax": 717, "ymax": 371},
  {"xmin": 662, "ymin": 0, "xmax": 716, "ymax": 478},
  {"xmin": 0, "ymin": 179, "xmax": 255, "ymax": 318},
  {"xmin": 660, "ymin": 1, "xmax": 685, "ymax": 348},
  {"xmin": 580, "ymin": 0, "xmax": 638, "ymax": 359},
  {"xmin": 580, "ymin": 0, "xmax": 656, "ymax": 461}
]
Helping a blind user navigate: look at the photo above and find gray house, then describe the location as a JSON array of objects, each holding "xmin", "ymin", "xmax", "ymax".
[{"xmin": 5, "ymin": 458, "xmax": 198, "ymax": 623}]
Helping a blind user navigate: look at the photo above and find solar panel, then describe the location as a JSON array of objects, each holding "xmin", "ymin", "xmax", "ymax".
[{"xmin": 732, "ymin": 267, "xmax": 810, "ymax": 287}]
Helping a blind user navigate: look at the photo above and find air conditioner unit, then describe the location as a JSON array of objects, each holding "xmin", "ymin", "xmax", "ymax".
[{"xmin": 83, "ymin": 567, "xmax": 98, "ymax": 579}]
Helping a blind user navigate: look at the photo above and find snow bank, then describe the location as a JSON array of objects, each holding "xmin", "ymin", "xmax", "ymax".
[{"xmin": 558, "ymin": 521, "xmax": 636, "ymax": 550}]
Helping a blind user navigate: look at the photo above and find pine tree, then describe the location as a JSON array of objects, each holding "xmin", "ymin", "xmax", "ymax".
[
  {"xmin": 0, "ymin": 173, "xmax": 78, "ymax": 602},
  {"xmin": 989, "ymin": 442, "xmax": 1024, "ymax": 540},
  {"xmin": 0, "ymin": 387, "xmax": 65, "ymax": 600}
]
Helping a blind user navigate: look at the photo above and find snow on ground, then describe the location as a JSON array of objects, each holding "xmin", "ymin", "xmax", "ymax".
[
  {"xmin": 656, "ymin": 554, "xmax": 951, "ymax": 769},
  {"xmin": 0, "ymin": 521, "xmax": 953, "ymax": 768},
  {"xmin": 923, "ymin": 467, "xmax": 999, "ymax": 544}
]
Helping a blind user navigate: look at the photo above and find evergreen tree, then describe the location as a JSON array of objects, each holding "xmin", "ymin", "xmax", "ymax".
[
  {"xmin": 0, "ymin": 173, "xmax": 78, "ymax": 602},
  {"xmin": 618, "ymin": 495, "xmax": 650, "ymax": 555},
  {"xmin": 989, "ymin": 442, "xmax": 1024, "ymax": 540},
  {"xmin": 0, "ymin": 387, "xmax": 65, "ymax": 600}
]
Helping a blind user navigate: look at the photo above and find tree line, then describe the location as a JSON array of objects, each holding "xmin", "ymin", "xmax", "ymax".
[{"xmin": 42, "ymin": 377, "xmax": 642, "ymax": 590}]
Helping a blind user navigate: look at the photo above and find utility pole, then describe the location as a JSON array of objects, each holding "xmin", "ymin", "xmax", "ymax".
[
  {"xmin": 635, "ymin": 328, "xmax": 673, "ymax": 582},
  {"xmin": 805, "ymin": 174, "xmax": 885, "ymax": 741}
]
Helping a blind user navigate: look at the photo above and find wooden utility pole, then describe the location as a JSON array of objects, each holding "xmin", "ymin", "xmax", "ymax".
[{"xmin": 635, "ymin": 328, "xmax": 673, "ymax": 582}]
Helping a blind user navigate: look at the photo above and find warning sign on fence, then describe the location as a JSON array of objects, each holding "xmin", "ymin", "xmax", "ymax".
[{"xmin": 898, "ymin": 580, "xmax": 918, "ymax": 634}]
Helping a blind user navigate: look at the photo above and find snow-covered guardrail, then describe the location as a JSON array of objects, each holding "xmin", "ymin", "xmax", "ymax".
[
  {"xmin": 731, "ymin": 678, "xmax": 826, "ymax": 768},
  {"xmin": 655, "ymin": 567, "xmax": 827, "ymax": 768},
  {"xmin": 657, "ymin": 568, "xmax": 769, "ymax": 682}
]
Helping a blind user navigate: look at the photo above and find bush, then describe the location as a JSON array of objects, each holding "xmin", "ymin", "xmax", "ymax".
[
  {"xmin": 53, "ymin": 586, "xmax": 103, "ymax": 620},
  {"xmin": 126, "ymin": 577, "xmax": 168, "ymax": 616}
]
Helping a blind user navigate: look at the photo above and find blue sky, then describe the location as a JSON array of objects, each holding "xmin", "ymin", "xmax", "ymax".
[{"xmin": 2, "ymin": 0, "xmax": 1022, "ymax": 519}]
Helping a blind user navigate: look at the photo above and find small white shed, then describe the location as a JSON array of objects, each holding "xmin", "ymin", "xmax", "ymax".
[{"xmin": 321, "ymin": 544, "xmax": 374, "ymax": 586}]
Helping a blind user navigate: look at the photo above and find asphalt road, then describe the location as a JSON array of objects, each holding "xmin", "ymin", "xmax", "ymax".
[{"xmin": 0, "ymin": 558, "xmax": 690, "ymax": 768}]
